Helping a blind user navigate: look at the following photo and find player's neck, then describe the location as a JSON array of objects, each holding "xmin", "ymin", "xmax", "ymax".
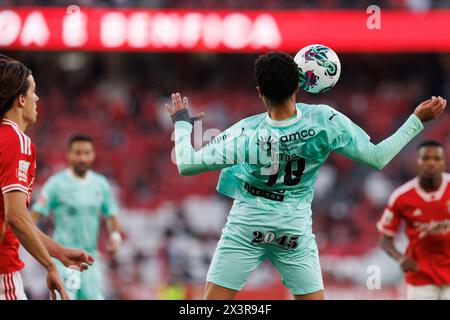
[
  {"xmin": 3, "ymin": 112, "xmax": 30, "ymax": 132},
  {"xmin": 419, "ymin": 175, "xmax": 442, "ymax": 192},
  {"xmin": 267, "ymin": 102, "xmax": 297, "ymax": 121},
  {"xmin": 69, "ymin": 168, "xmax": 89, "ymax": 179}
]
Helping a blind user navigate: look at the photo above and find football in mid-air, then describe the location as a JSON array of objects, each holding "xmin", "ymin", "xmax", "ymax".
[{"xmin": 294, "ymin": 44, "xmax": 341, "ymax": 93}]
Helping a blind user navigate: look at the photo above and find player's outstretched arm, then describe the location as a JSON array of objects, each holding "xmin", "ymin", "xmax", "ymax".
[
  {"xmin": 332, "ymin": 96, "xmax": 446, "ymax": 170},
  {"xmin": 164, "ymin": 92, "xmax": 252, "ymax": 175}
]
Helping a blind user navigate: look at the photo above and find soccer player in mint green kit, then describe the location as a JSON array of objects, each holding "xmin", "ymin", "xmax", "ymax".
[
  {"xmin": 165, "ymin": 52, "xmax": 446, "ymax": 300},
  {"xmin": 31, "ymin": 134, "xmax": 121, "ymax": 300}
]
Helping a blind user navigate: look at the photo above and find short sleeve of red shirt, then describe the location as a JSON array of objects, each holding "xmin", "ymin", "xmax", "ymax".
[
  {"xmin": 377, "ymin": 194, "xmax": 402, "ymax": 237},
  {"xmin": 0, "ymin": 138, "xmax": 32, "ymax": 195}
]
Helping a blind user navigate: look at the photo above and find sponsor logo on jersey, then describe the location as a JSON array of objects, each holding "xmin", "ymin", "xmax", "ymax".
[
  {"xmin": 256, "ymin": 135, "xmax": 272, "ymax": 146},
  {"xmin": 277, "ymin": 152, "xmax": 302, "ymax": 162},
  {"xmin": 244, "ymin": 182, "xmax": 285, "ymax": 202},
  {"xmin": 279, "ymin": 129, "xmax": 316, "ymax": 143},
  {"xmin": 205, "ymin": 133, "xmax": 228, "ymax": 147},
  {"xmin": 382, "ymin": 209, "xmax": 393, "ymax": 224},
  {"xmin": 19, "ymin": 160, "xmax": 30, "ymax": 172},
  {"xmin": 329, "ymin": 110, "xmax": 338, "ymax": 121},
  {"xmin": 205, "ymin": 128, "xmax": 245, "ymax": 148},
  {"xmin": 16, "ymin": 160, "xmax": 30, "ymax": 183},
  {"xmin": 414, "ymin": 219, "xmax": 450, "ymax": 238}
]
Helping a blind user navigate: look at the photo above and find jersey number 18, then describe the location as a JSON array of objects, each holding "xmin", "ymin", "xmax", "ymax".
[{"xmin": 265, "ymin": 158, "xmax": 306, "ymax": 187}]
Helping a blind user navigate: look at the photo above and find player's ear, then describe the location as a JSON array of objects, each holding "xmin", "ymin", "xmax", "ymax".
[{"xmin": 17, "ymin": 94, "xmax": 26, "ymax": 108}]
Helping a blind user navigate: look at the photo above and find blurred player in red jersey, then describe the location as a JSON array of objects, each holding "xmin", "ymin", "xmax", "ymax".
[
  {"xmin": 378, "ymin": 140, "xmax": 450, "ymax": 299},
  {"xmin": 0, "ymin": 55, "xmax": 94, "ymax": 300}
]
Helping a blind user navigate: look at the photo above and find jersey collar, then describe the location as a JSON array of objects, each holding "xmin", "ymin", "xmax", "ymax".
[
  {"xmin": 2, "ymin": 118, "xmax": 23, "ymax": 132},
  {"xmin": 265, "ymin": 109, "xmax": 302, "ymax": 128},
  {"xmin": 414, "ymin": 173, "xmax": 448, "ymax": 202},
  {"xmin": 2, "ymin": 118, "xmax": 31, "ymax": 144},
  {"xmin": 67, "ymin": 168, "xmax": 92, "ymax": 182}
]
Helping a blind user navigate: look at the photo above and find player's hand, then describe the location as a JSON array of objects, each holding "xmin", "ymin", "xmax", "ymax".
[
  {"xmin": 414, "ymin": 96, "xmax": 446, "ymax": 123},
  {"xmin": 46, "ymin": 265, "xmax": 69, "ymax": 300},
  {"xmin": 398, "ymin": 256, "xmax": 419, "ymax": 273},
  {"xmin": 58, "ymin": 248, "xmax": 95, "ymax": 272},
  {"xmin": 164, "ymin": 92, "xmax": 205, "ymax": 124}
]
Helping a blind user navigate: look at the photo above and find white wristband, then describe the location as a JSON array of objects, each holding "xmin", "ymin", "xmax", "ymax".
[{"xmin": 111, "ymin": 231, "xmax": 122, "ymax": 245}]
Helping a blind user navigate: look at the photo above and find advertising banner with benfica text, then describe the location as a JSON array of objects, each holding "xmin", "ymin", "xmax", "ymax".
[{"xmin": 1, "ymin": 7, "xmax": 449, "ymax": 52}]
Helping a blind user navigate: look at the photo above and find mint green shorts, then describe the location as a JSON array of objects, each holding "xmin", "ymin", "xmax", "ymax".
[
  {"xmin": 206, "ymin": 200, "xmax": 324, "ymax": 296},
  {"xmin": 55, "ymin": 257, "xmax": 104, "ymax": 300}
]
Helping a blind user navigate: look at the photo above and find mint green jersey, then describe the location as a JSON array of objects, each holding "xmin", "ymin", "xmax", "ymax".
[
  {"xmin": 174, "ymin": 103, "xmax": 424, "ymax": 214},
  {"xmin": 32, "ymin": 169, "xmax": 119, "ymax": 254},
  {"xmin": 174, "ymin": 102, "xmax": 424, "ymax": 294}
]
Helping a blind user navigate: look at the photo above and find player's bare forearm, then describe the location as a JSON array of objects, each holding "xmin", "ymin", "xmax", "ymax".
[
  {"xmin": 4, "ymin": 192, "xmax": 56, "ymax": 271},
  {"xmin": 31, "ymin": 210, "xmax": 42, "ymax": 224},
  {"xmin": 380, "ymin": 235, "xmax": 419, "ymax": 272},
  {"xmin": 35, "ymin": 226, "xmax": 64, "ymax": 258},
  {"xmin": 105, "ymin": 216, "xmax": 122, "ymax": 254},
  {"xmin": 106, "ymin": 215, "xmax": 120, "ymax": 234},
  {"xmin": 379, "ymin": 235, "xmax": 403, "ymax": 261},
  {"xmin": 35, "ymin": 222, "xmax": 94, "ymax": 270},
  {"xmin": 31, "ymin": 211, "xmax": 64, "ymax": 258}
]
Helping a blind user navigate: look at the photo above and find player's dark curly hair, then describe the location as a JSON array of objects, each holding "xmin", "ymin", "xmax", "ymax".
[
  {"xmin": 0, "ymin": 54, "xmax": 32, "ymax": 118},
  {"xmin": 255, "ymin": 52, "xmax": 299, "ymax": 105}
]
